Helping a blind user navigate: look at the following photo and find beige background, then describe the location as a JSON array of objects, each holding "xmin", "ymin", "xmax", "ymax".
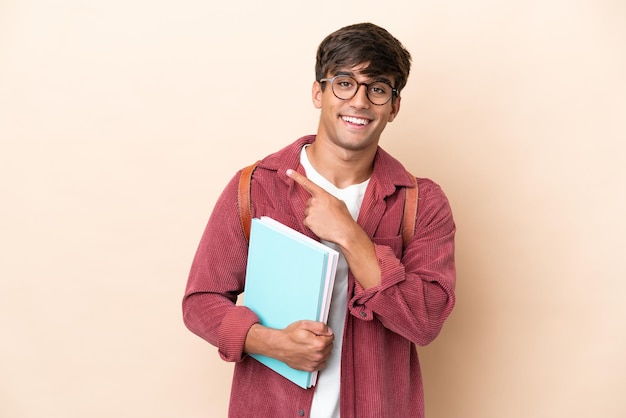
[{"xmin": 1, "ymin": 0, "xmax": 625, "ymax": 417}]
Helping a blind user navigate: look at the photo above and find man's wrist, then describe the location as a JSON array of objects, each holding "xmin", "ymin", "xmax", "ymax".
[{"xmin": 244, "ymin": 323, "xmax": 279, "ymax": 357}]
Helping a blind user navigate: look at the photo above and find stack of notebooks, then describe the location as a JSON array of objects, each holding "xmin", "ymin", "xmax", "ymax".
[{"xmin": 243, "ymin": 216, "xmax": 339, "ymax": 388}]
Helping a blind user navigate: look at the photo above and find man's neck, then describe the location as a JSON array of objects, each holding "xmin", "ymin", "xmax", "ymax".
[{"xmin": 305, "ymin": 140, "xmax": 376, "ymax": 189}]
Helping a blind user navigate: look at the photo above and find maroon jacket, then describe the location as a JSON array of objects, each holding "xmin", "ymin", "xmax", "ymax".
[{"xmin": 183, "ymin": 135, "xmax": 456, "ymax": 417}]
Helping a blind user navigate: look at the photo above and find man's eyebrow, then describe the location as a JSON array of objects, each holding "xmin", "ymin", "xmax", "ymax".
[{"xmin": 372, "ymin": 76, "xmax": 394, "ymax": 85}]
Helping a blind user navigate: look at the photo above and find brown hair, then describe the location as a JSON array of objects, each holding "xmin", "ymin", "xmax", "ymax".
[{"xmin": 315, "ymin": 22, "xmax": 412, "ymax": 94}]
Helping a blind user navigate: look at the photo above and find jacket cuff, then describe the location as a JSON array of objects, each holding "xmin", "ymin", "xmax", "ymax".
[{"xmin": 218, "ymin": 306, "xmax": 260, "ymax": 362}]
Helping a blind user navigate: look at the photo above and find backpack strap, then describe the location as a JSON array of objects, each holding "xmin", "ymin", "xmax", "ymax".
[
  {"xmin": 238, "ymin": 161, "xmax": 259, "ymax": 242},
  {"xmin": 238, "ymin": 162, "xmax": 419, "ymax": 246},
  {"xmin": 402, "ymin": 174, "xmax": 419, "ymax": 247}
]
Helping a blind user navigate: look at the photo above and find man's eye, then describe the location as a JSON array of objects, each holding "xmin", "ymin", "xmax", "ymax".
[{"xmin": 370, "ymin": 85, "xmax": 388, "ymax": 95}]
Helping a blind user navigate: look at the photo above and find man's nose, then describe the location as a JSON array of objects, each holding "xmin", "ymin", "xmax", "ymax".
[{"xmin": 349, "ymin": 84, "xmax": 371, "ymax": 108}]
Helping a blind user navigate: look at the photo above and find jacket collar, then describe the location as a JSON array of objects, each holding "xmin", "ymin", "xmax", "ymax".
[{"xmin": 259, "ymin": 135, "xmax": 414, "ymax": 199}]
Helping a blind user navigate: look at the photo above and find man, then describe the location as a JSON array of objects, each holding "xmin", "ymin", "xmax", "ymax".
[{"xmin": 183, "ymin": 22, "xmax": 456, "ymax": 418}]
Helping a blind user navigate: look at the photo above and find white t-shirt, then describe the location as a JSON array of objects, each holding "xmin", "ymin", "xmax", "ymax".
[{"xmin": 301, "ymin": 146, "xmax": 369, "ymax": 418}]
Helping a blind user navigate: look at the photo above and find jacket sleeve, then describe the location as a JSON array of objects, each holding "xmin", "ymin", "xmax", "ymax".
[
  {"xmin": 348, "ymin": 178, "xmax": 456, "ymax": 346},
  {"xmin": 182, "ymin": 172, "xmax": 260, "ymax": 362}
]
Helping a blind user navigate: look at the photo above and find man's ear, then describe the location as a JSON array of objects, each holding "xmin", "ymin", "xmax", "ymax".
[
  {"xmin": 312, "ymin": 81, "xmax": 323, "ymax": 109},
  {"xmin": 388, "ymin": 95, "xmax": 402, "ymax": 122}
]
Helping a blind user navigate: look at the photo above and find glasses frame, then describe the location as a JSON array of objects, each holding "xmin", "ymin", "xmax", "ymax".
[{"xmin": 319, "ymin": 75, "xmax": 398, "ymax": 106}]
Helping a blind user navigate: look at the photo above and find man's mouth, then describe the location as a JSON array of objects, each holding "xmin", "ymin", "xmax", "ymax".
[{"xmin": 341, "ymin": 116, "xmax": 370, "ymax": 126}]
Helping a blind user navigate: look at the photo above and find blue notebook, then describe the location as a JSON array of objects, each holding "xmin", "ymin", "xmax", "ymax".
[{"xmin": 243, "ymin": 216, "xmax": 339, "ymax": 388}]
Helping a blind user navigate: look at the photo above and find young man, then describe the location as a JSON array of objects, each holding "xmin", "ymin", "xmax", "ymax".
[{"xmin": 183, "ymin": 22, "xmax": 456, "ymax": 418}]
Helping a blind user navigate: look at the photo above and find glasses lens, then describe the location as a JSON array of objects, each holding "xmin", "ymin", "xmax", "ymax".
[
  {"xmin": 367, "ymin": 81, "xmax": 393, "ymax": 105},
  {"xmin": 331, "ymin": 76, "xmax": 358, "ymax": 100}
]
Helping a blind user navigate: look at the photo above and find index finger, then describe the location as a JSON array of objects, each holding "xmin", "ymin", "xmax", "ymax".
[
  {"xmin": 297, "ymin": 320, "xmax": 333, "ymax": 336},
  {"xmin": 286, "ymin": 169, "xmax": 324, "ymax": 196}
]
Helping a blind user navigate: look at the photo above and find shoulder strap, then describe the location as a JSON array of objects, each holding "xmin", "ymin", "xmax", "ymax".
[
  {"xmin": 402, "ymin": 173, "xmax": 419, "ymax": 246},
  {"xmin": 238, "ymin": 161, "xmax": 259, "ymax": 242},
  {"xmin": 238, "ymin": 162, "xmax": 419, "ymax": 246}
]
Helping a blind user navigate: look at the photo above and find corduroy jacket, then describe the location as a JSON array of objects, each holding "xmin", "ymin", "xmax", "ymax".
[{"xmin": 183, "ymin": 135, "xmax": 456, "ymax": 418}]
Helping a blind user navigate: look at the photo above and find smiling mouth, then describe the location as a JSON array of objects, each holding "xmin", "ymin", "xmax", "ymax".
[{"xmin": 341, "ymin": 115, "xmax": 370, "ymax": 126}]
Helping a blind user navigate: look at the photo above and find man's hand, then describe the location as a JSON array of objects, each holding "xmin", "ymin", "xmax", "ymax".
[
  {"xmin": 277, "ymin": 320, "xmax": 334, "ymax": 371},
  {"xmin": 286, "ymin": 168, "xmax": 355, "ymax": 246},
  {"xmin": 245, "ymin": 321, "xmax": 334, "ymax": 372}
]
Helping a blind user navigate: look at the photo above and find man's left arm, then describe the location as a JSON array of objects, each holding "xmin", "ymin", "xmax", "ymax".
[
  {"xmin": 286, "ymin": 170, "xmax": 456, "ymax": 346},
  {"xmin": 350, "ymin": 179, "xmax": 456, "ymax": 346}
]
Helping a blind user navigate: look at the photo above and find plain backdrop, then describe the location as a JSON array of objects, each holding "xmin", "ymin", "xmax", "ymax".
[{"xmin": 1, "ymin": 1, "xmax": 625, "ymax": 417}]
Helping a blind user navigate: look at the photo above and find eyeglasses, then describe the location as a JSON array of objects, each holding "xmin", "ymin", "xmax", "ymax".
[{"xmin": 319, "ymin": 75, "xmax": 398, "ymax": 106}]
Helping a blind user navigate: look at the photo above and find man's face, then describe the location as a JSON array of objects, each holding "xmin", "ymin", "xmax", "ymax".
[{"xmin": 312, "ymin": 65, "xmax": 401, "ymax": 153}]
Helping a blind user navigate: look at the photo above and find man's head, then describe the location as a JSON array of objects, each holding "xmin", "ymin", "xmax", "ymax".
[{"xmin": 315, "ymin": 23, "xmax": 412, "ymax": 96}]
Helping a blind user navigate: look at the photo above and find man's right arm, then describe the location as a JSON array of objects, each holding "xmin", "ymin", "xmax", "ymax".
[
  {"xmin": 182, "ymin": 172, "xmax": 256, "ymax": 360},
  {"xmin": 183, "ymin": 171, "xmax": 334, "ymax": 369}
]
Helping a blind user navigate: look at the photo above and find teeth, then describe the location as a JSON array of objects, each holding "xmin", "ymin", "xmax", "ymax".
[{"xmin": 342, "ymin": 116, "xmax": 369, "ymax": 125}]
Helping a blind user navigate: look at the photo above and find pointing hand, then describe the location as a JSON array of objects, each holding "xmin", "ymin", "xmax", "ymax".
[{"xmin": 286, "ymin": 169, "xmax": 355, "ymax": 245}]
